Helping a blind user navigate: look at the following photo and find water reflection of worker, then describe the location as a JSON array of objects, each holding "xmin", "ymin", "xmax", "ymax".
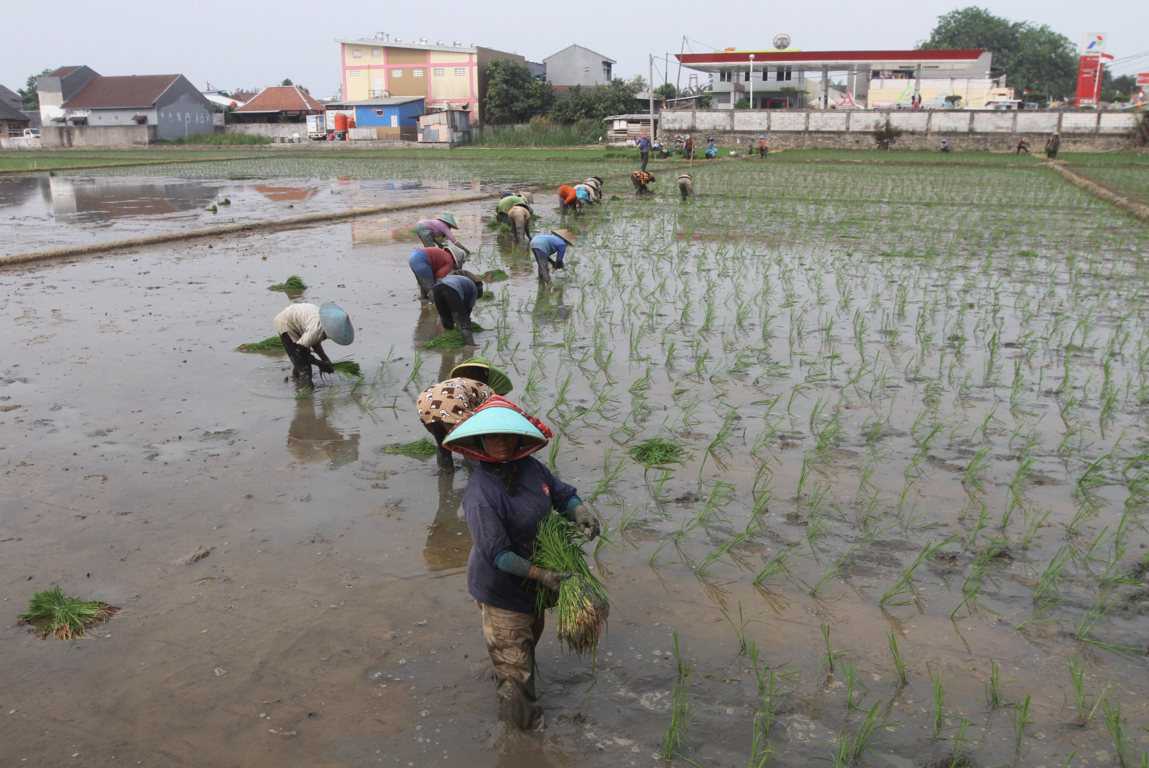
[
  {"xmin": 422, "ymin": 471, "xmax": 471, "ymax": 571},
  {"xmin": 443, "ymin": 396, "xmax": 599, "ymax": 731},
  {"xmin": 274, "ymin": 302, "xmax": 354, "ymax": 388},
  {"xmin": 287, "ymin": 396, "xmax": 361, "ymax": 466},
  {"xmin": 408, "ymin": 244, "xmax": 465, "ymax": 301},
  {"xmin": 417, "ymin": 357, "xmax": 513, "ymax": 471}
]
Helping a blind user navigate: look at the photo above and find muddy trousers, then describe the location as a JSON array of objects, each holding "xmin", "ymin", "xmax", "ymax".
[
  {"xmin": 280, "ymin": 334, "xmax": 316, "ymax": 387},
  {"xmin": 431, "ymin": 284, "xmax": 475, "ymax": 345},
  {"xmin": 532, "ymin": 248, "xmax": 559, "ymax": 283},
  {"xmin": 640, "ymin": 151, "xmax": 649, "ymax": 171},
  {"xmin": 408, "ymin": 254, "xmax": 436, "ymax": 300},
  {"xmin": 422, "ymin": 420, "xmax": 455, "ymax": 470},
  {"xmin": 480, "ymin": 603, "xmax": 545, "ymax": 730}
]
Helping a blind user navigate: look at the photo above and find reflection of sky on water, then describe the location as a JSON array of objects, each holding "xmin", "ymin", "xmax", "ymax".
[{"xmin": 0, "ymin": 173, "xmax": 487, "ymax": 256}]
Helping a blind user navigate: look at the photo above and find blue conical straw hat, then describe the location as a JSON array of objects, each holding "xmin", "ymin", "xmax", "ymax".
[
  {"xmin": 319, "ymin": 302, "xmax": 354, "ymax": 345},
  {"xmin": 443, "ymin": 406, "xmax": 544, "ymax": 446}
]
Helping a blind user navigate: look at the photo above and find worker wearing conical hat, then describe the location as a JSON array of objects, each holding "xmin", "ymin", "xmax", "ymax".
[
  {"xmin": 444, "ymin": 396, "xmax": 599, "ymax": 730},
  {"xmin": 528, "ymin": 229, "xmax": 575, "ymax": 284},
  {"xmin": 416, "ymin": 357, "xmax": 513, "ymax": 471},
  {"xmin": 408, "ymin": 243, "xmax": 465, "ymax": 301},
  {"xmin": 414, "ymin": 212, "xmax": 471, "ymax": 254},
  {"xmin": 630, "ymin": 170, "xmax": 655, "ymax": 194},
  {"xmin": 273, "ymin": 302, "xmax": 354, "ymax": 388}
]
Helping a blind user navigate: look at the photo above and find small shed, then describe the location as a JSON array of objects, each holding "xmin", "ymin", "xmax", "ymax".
[
  {"xmin": 324, "ymin": 97, "xmax": 425, "ymax": 140},
  {"xmin": 603, "ymin": 113, "xmax": 658, "ymax": 146},
  {"xmin": 418, "ymin": 108, "xmax": 472, "ymax": 145}
]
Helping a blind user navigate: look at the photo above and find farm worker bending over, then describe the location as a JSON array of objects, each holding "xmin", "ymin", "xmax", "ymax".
[
  {"xmin": 496, "ymin": 194, "xmax": 530, "ymax": 223},
  {"xmin": 414, "ymin": 213, "xmax": 471, "ymax": 255},
  {"xmin": 444, "ymin": 396, "xmax": 599, "ymax": 730},
  {"xmin": 636, "ymin": 134, "xmax": 651, "ymax": 171},
  {"xmin": 408, "ymin": 244, "xmax": 465, "ymax": 300},
  {"xmin": 274, "ymin": 302, "xmax": 354, "ymax": 388},
  {"xmin": 574, "ymin": 184, "xmax": 593, "ymax": 206},
  {"xmin": 529, "ymin": 228, "xmax": 575, "ymax": 284},
  {"xmin": 497, "ymin": 195, "xmax": 534, "ymax": 243},
  {"xmin": 705, "ymin": 138, "xmax": 718, "ymax": 159},
  {"xmin": 432, "ymin": 271, "xmax": 484, "ymax": 346},
  {"xmin": 1045, "ymin": 133, "xmax": 1060, "ymax": 160},
  {"xmin": 417, "ymin": 357, "xmax": 513, "ymax": 471},
  {"xmin": 557, "ymin": 184, "xmax": 580, "ymax": 212},
  {"xmin": 631, "ymin": 170, "xmax": 655, "ymax": 194}
]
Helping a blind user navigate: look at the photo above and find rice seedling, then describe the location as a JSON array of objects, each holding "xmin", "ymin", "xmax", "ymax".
[
  {"xmin": 1068, "ymin": 657, "xmax": 1108, "ymax": 726},
  {"xmin": 661, "ymin": 632, "xmax": 690, "ymax": 760},
  {"xmin": 236, "ymin": 336, "xmax": 285, "ymax": 354},
  {"xmin": 887, "ymin": 631, "xmax": 908, "ymax": 686},
  {"xmin": 879, "ymin": 539, "xmax": 945, "ymax": 608},
  {"xmin": 831, "ymin": 702, "xmax": 883, "ymax": 768},
  {"xmin": 986, "ymin": 659, "xmax": 1004, "ymax": 709},
  {"xmin": 821, "ymin": 623, "xmax": 840, "ymax": 674},
  {"xmin": 267, "ymin": 275, "xmax": 307, "ymax": 294},
  {"xmin": 630, "ymin": 437, "xmax": 686, "ymax": 469},
  {"xmin": 1032, "ymin": 545, "xmax": 1074, "ymax": 610},
  {"xmin": 423, "ymin": 327, "xmax": 480, "ymax": 350},
  {"xmin": 482, "ymin": 269, "xmax": 509, "ymax": 282},
  {"xmin": 843, "ymin": 661, "xmax": 862, "ymax": 711},
  {"xmin": 1014, "ymin": 693, "xmax": 1032, "ymax": 753},
  {"xmin": 381, "ymin": 438, "xmax": 437, "ymax": 459},
  {"xmin": 931, "ymin": 668, "xmax": 945, "ymax": 739},
  {"xmin": 331, "ymin": 360, "xmax": 362, "ymax": 377},
  {"xmin": 19, "ymin": 586, "xmax": 116, "ymax": 639},
  {"xmin": 1104, "ymin": 700, "xmax": 1131, "ymax": 768},
  {"xmin": 532, "ymin": 513, "xmax": 609, "ymax": 656}
]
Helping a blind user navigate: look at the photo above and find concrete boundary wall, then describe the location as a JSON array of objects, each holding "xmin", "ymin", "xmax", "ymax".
[
  {"xmin": 42, "ymin": 125, "xmax": 156, "ymax": 148},
  {"xmin": 660, "ymin": 110, "xmax": 1138, "ymax": 150},
  {"xmin": 225, "ymin": 124, "xmax": 308, "ymax": 140}
]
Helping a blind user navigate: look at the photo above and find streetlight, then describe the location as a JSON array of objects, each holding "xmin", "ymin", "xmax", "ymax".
[{"xmin": 749, "ymin": 54, "xmax": 755, "ymax": 110}]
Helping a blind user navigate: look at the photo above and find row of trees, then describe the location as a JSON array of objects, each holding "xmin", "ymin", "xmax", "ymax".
[
  {"xmin": 920, "ymin": 7, "xmax": 1139, "ymax": 103},
  {"xmin": 482, "ymin": 60, "xmax": 673, "ymax": 126}
]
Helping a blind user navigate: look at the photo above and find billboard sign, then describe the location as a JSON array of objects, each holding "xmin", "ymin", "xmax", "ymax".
[
  {"xmin": 1138, "ymin": 72, "xmax": 1149, "ymax": 86},
  {"xmin": 1075, "ymin": 55, "xmax": 1102, "ymax": 106}
]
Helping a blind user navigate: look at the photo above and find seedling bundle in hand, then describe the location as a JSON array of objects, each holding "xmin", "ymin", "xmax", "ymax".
[{"xmin": 533, "ymin": 512, "xmax": 609, "ymax": 656}]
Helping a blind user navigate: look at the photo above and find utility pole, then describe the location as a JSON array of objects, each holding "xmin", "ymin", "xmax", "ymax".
[
  {"xmin": 649, "ymin": 53, "xmax": 656, "ymax": 141},
  {"xmin": 749, "ymin": 54, "xmax": 755, "ymax": 109},
  {"xmin": 675, "ymin": 36, "xmax": 686, "ymax": 100}
]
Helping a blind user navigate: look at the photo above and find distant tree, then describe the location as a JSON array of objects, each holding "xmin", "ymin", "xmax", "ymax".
[
  {"xmin": 19, "ymin": 68, "xmax": 53, "ymax": 110},
  {"xmin": 1101, "ymin": 73, "xmax": 1137, "ymax": 102},
  {"xmin": 281, "ymin": 78, "xmax": 294, "ymax": 86},
  {"xmin": 654, "ymin": 83, "xmax": 678, "ymax": 100},
  {"xmin": 920, "ymin": 7, "xmax": 1076, "ymax": 101},
  {"xmin": 550, "ymin": 78, "xmax": 642, "ymax": 123},
  {"xmin": 482, "ymin": 60, "xmax": 553, "ymax": 124}
]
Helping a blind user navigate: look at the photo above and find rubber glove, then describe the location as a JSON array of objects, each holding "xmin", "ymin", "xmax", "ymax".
[{"xmin": 570, "ymin": 504, "xmax": 600, "ymax": 540}]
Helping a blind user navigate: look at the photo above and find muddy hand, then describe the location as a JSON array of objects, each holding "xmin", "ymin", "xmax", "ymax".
[{"xmin": 572, "ymin": 505, "xmax": 600, "ymax": 540}]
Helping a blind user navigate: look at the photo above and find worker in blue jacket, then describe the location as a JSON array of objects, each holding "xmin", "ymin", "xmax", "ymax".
[
  {"xmin": 443, "ymin": 396, "xmax": 599, "ymax": 730},
  {"xmin": 528, "ymin": 229, "xmax": 575, "ymax": 284},
  {"xmin": 431, "ymin": 271, "xmax": 484, "ymax": 346}
]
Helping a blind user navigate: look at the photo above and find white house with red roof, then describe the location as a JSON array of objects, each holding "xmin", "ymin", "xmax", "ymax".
[{"xmin": 231, "ymin": 85, "xmax": 325, "ymax": 123}]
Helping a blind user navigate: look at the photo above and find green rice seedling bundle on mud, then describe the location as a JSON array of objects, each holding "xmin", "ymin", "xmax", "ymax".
[
  {"xmin": 533, "ymin": 513, "xmax": 609, "ymax": 655},
  {"xmin": 19, "ymin": 586, "xmax": 117, "ymax": 639}
]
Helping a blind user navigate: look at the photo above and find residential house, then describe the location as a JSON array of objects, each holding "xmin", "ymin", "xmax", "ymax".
[
  {"xmin": 54, "ymin": 74, "xmax": 215, "ymax": 140},
  {"xmin": 36, "ymin": 66, "xmax": 99, "ymax": 123},
  {"xmin": 544, "ymin": 45, "xmax": 615, "ymax": 88},
  {"xmin": 1, "ymin": 83, "xmax": 23, "ymax": 112},
  {"xmin": 338, "ymin": 35, "xmax": 525, "ymax": 124},
  {"xmin": 232, "ymin": 85, "xmax": 324, "ymax": 123},
  {"xmin": 0, "ymin": 97, "xmax": 31, "ymax": 136}
]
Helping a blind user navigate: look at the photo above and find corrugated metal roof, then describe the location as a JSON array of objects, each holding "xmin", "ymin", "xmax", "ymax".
[
  {"xmin": 235, "ymin": 85, "xmax": 325, "ymax": 113},
  {"xmin": 62, "ymin": 75, "xmax": 182, "ymax": 109}
]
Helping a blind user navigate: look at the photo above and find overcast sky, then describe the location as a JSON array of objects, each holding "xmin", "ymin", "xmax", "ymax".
[{"xmin": 2, "ymin": 0, "xmax": 1145, "ymax": 99}]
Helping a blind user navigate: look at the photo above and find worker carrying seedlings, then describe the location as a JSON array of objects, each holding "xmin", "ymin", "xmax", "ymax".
[
  {"xmin": 631, "ymin": 170, "xmax": 655, "ymax": 194},
  {"xmin": 1045, "ymin": 132, "xmax": 1060, "ymax": 160},
  {"xmin": 444, "ymin": 396, "xmax": 600, "ymax": 730},
  {"xmin": 417, "ymin": 357, "xmax": 514, "ymax": 471},
  {"xmin": 677, "ymin": 172, "xmax": 693, "ymax": 200},
  {"xmin": 274, "ymin": 302, "xmax": 354, "ymax": 388},
  {"xmin": 414, "ymin": 213, "xmax": 471, "ymax": 255},
  {"xmin": 557, "ymin": 183, "xmax": 580, "ymax": 213},
  {"xmin": 408, "ymin": 244, "xmax": 466, "ymax": 300},
  {"xmin": 432, "ymin": 271, "xmax": 484, "ymax": 346},
  {"xmin": 529, "ymin": 228, "xmax": 575, "ymax": 284}
]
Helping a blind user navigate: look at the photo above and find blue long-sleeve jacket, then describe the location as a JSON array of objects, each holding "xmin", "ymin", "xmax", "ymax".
[{"xmin": 529, "ymin": 233, "xmax": 567, "ymax": 263}]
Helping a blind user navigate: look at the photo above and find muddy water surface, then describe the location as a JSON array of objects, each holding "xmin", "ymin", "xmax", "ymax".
[{"xmin": 3, "ymin": 157, "xmax": 1149, "ymax": 768}]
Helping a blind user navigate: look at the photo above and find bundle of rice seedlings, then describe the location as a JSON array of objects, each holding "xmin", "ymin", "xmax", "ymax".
[
  {"xmin": 482, "ymin": 269, "xmax": 510, "ymax": 283},
  {"xmin": 330, "ymin": 360, "xmax": 362, "ymax": 377},
  {"xmin": 423, "ymin": 323, "xmax": 485, "ymax": 350},
  {"xmin": 382, "ymin": 438, "xmax": 437, "ymax": 458},
  {"xmin": 268, "ymin": 275, "xmax": 307, "ymax": 294},
  {"xmin": 19, "ymin": 586, "xmax": 116, "ymax": 640},
  {"xmin": 236, "ymin": 336, "xmax": 286, "ymax": 354},
  {"xmin": 629, "ymin": 437, "xmax": 686, "ymax": 468},
  {"xmin": 533, "ymin": 513, "xmax": 609, "ymax": 656}
]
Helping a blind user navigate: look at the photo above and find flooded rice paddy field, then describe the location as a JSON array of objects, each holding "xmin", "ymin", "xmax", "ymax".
[{"xmin": 2, "ymin": 154, "xmax": 1148, "ymax": 767}]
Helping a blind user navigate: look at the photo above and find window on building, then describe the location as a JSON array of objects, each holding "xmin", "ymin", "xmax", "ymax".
[
  {"xmin": 775, "ymin": 66, "xmax": 793, "ymax": 82},
  {"xmin": 719, "ymin": 70, "xmax": 731, "ymax": 83},
  {"xmin": 603, "ymin": 62, "xmax": 612, "ymax": 80},
  {"xmin": 351, "ymin": 48, "xmax": 363, "ymax": 59},
  {"xmin": 392, "ymin": 69, "xmax": 403, "ymax": 78},
  {"xmin": 413, "ymin": 68, "xmax": 424, "ymax": 77},
  {"xmin": 375, "ymin": 109, "xmax": 385, "ymax": 116},
  {"xmin": 454, "ymin": 67, "xmax": 466, "ymax": 76},
  {"xmin": 744, "ymin": 71, "xmax": 751, "ymax": 82},
  {"xmin": 372, "ymin": 48, "xmax": 382, "ymax": 58},
  {"xmin": 434, "ymin": 68, "xmax": 445, "ymax": 77}
]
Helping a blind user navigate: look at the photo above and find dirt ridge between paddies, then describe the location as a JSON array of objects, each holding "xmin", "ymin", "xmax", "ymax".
[
  {"xmin": 0, "ymin": 154, "xmax": 259, "ymax": 176},
  {"xmin": 0, "ymin": 163, "xmax": 692, "ymax": 268},
  {"xmin": 1047, "ymin": 160, "xmax": 1149, "ymax": 222}
]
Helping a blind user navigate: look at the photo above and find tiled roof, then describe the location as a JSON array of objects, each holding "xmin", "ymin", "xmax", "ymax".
[
  {"xmin": 62, "ymin": 75, "xmax": 182, "ymax": 109},
  {"xmin": 0, "ymin": 99, "xmax": 30, "ymax": 122},
  {"xmin": 235, "ymin": 86, "xmax": 325, "ymax": 113},
  {"xmin": 49, "ymin": 66, "xmax": 85, "ymax": 78}
]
